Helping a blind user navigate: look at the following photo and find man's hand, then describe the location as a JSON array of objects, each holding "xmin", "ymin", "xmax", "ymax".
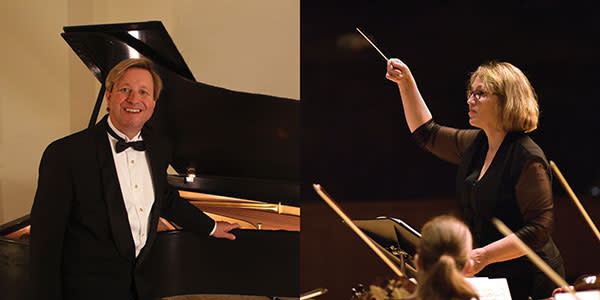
[
  {"xmin": 212, "ymin": 221, "xmax": 240, "ymax": 240},
  {"xmin": 465, "ymin": 247, "xmax": 490, "ymax": 276}
]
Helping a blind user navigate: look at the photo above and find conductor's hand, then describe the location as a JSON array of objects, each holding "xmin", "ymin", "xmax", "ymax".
[
  {"xmin": 385, "ymin": 58, "xmax": 412, "ymax": 84},
  {"xmin": 464, "ymin": 247, "xmax": 490, "ymax": 276},
  {"xmin": 212, "ymin": 221, "xmax": 240, "ymax": 240}
]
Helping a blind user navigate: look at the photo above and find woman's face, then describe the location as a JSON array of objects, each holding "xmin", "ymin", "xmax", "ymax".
[{"xmin": 467, "ymin": 76, "xmax": 502, "ymax": 131}]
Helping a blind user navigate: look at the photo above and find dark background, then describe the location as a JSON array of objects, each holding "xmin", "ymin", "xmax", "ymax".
[{"xmin": 301, "ymin": 1, "xmax": 600, "ymax": 299}]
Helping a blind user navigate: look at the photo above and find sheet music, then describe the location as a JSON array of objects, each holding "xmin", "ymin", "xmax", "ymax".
[
  {"xmin": 466, "ymin": 277, "xmax": 512, "ymax": 300},
  {"xmin": 555, "ymin": 290, "xmax": 600, "ymax": 300}
]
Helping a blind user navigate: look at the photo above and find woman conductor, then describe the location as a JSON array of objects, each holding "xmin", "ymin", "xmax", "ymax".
[{"xmin": 385, "ymin": 59, "xmax": 564, "ymax": 299}]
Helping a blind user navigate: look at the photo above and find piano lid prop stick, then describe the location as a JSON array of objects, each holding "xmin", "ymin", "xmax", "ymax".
[
  {"xmin": 491, "ymin": 218, "xmax": 581, "ymax": 300},
  {"xmin": 356, "ymin": 28, "xmax": 389, "ymax": 61},
  {"xmin": 313, "ymin": 184, "xmax": 406, "ymax": 278},
  {"xmin": 550, "ymin": 161, "xmax": 600, "ymax": 242}
]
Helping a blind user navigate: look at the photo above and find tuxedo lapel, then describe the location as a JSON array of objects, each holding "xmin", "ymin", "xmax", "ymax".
[{"xmin": 93, "ymin": 117, "xmax": 136, "ymax": 262}]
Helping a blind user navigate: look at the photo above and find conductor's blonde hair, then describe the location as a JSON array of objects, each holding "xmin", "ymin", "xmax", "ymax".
[{"xmin": 469, "ymin": 62, "xmax": 539, "ymax": 133}]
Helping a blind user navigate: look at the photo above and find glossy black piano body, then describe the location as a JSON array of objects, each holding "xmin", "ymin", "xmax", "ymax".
[
  {"xmin": 0, "ymin": 216, "xmax": 30, "ymax": 300},
  {"xmin": 0, "ymin": 21, "xmax": 299, "ymax": 299}
]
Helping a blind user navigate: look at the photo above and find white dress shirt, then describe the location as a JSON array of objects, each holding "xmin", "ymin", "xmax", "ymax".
[{"xmin": 107, "ymin": 118, "xmax": 155, "ymax": 257}]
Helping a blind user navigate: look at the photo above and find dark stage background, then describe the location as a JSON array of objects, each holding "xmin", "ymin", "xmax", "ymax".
[{"xmin": 301, "ymin": 1, "xmax": 600, "ymax": 299}]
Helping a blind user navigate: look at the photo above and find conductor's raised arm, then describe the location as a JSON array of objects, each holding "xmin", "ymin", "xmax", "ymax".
[{"xmin": 385, "ymin": 59, "xmax": 432, "ymax": 133}]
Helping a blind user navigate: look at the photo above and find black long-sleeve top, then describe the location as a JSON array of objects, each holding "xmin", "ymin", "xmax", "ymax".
[
  {"xmin": 411, "ymin": 119, "xmax": 554, "ymax": 249},
  {"xmin": 411, "ymin": 119, "xmax": 565, "ymax": 299}
]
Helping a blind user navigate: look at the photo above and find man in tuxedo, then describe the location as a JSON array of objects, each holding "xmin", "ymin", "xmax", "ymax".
[{"xmin": 30, "ymin": 58, "xmax": 239, "ymax": 300}]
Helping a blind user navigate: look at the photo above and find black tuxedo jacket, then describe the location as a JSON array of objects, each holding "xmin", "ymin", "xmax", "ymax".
[{"xmin": 30, "ymin": 116, "xmax": 215, "ymax": 300}]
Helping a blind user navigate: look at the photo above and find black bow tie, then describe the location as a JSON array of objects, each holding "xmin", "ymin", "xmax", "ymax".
[
  {"xmin": 106, "ymin": 126, "xmax": 146, "ymax": 153},
  {"xmin": 115, "ymin": 140, "xmax": 146, "ymax": 153}
]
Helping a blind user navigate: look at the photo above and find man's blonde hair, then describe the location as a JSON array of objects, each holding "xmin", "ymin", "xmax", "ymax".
[
  {"xmin": 105, "ymin": 58, "xmax": 163, "ymax": 101},
  {"xmin": 469, "ymin": 62, "xmax": 539, "ymax": 132}
]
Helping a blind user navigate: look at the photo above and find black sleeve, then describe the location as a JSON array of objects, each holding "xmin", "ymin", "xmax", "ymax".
[
  {"xmin": 411, "ymin": 119, "xmax": 480, "ymax": 165},
  {"xmin": 29, "ymin": 142, "xmax": 73, "ymax": 300},
  {"xmin": 155, "ymin": 139, "xmax": 215, "ymax": 235},
  {"xmin": 514, "ymin": 158, "xmax": 554, "ymax": 249},
  {"xmin": 159, "ymin": 186, "xmax": 216, "ymax": 236}
]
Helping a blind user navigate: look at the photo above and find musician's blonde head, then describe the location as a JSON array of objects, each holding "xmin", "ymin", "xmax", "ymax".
[
  {"xmin": 105, "ymin": 58, "xmax": 163, "ymax": 101},
  {"xmin": 469, "ymin": 61, "xmax": 539, "ymax": 133},
  {"xmin": 416, "ymin": 215, "xmax": 478, "ymax": 300}
]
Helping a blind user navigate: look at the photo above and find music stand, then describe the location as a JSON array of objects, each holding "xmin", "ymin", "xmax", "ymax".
[{"xmin": 354, "ymin": 217, "xmax": 421, "ymax": 277}]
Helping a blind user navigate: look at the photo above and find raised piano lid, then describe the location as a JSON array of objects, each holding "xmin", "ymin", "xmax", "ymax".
[
  {"xmin": 62, "ymin": 21, "xmax": 299, "ymax": 206},
  {"xmin": 62, "ymin": 21, "xmax": 195, "ymax": 82}
]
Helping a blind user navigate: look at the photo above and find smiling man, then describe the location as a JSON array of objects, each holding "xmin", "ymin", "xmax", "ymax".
[
  {"xmin": 29, "ymin": 58, "xmax": 240, "ymax": 300},
  {"xmin": 105, "ymin": 65, "xmax": 157, "ymax": 139}
]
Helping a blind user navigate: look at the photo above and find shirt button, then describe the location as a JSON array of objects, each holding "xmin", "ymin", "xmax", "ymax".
[
  {"xmin": 139, "ymin": 207, "xmax": 143, "ymax": 212},
  {"xmin": 134, "ymin": 184, "xmax": 138, "ymax": 189},
  {"xmin": 130, "ymin": 160, "xmax": 135, "ymax": 164}
]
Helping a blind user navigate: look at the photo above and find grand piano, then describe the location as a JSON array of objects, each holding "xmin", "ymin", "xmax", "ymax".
[{"xmin": 0, "ymin": 21, "xmax": 299, "ymax": 300}]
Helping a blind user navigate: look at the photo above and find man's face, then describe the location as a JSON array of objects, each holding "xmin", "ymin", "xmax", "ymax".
[{"xmin": 106, "ymin": 67, "xmax": 156, "ymax": 138}]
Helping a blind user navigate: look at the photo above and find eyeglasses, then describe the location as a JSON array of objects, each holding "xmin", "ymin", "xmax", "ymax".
[{"xmin": 467, "ymin": 90, "xmax": 492, "ymax": 101}]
